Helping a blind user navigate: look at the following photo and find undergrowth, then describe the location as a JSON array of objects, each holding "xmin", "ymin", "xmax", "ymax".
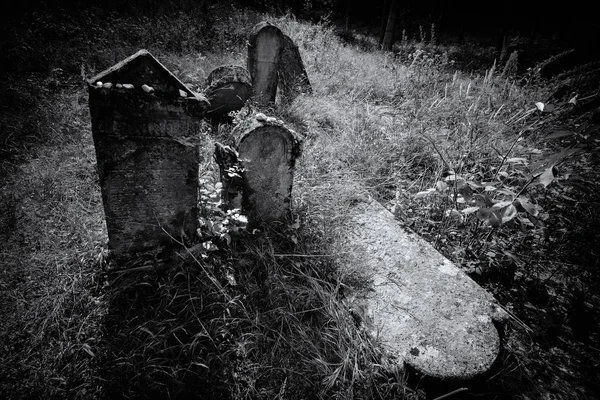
[{"xmin": 1, "ymin": 3, "xmax": 599, "ymax": 400}]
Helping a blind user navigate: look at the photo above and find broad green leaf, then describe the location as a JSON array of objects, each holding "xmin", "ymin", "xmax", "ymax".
[
  {"xmin": 546, "ymin": 130, "xmax": 575, "ymax": 140},
  {"xmin": 446, "ymin": 209, "xmax": 461, "ymax": 217},
  {"xmin": 506, "ymin": 157, "xmax": 528, "ymax": 164},
  {"xmin": 203, "ymin": 241, "xmax": 218, "ymax": 251},
  {"xmin": 500, "ymin": 204, "xmax": 518, "ymax": 223},
  {"xmin": 492, "ymin": 200, "xmax": 513, "ymax": 209},
  {"xmin": 516, "ymin": 197, "xmax": 540, "ymax": 216},
  {"xmin": 496, "ymin": 188, "xmax": 517, "ymax": 197},
  {"xmin": 462, "ymin": 206, "xmax": 480, "ymax": 215},
  {"xmin": 415, "ymin": 188, "xmax": 437, "ymax": 198},
  {"xmin": 458, "ymin": 185, "xmax": 473, "ymax": 202},
  {"xmin": 489, "ymin": 211, "xmax": 502, "ymax": 227},
  {"xmin": 476, "ymin": 208, "xmax": 492, "ymax": 222},
  {"xmin": 537, "ymin": 166, "xmax": 555, "ymax": 187},
  {"xmin": 455, "ymin": 178, "xmax": 468, "ymax": 189},
  {"xmin": 436, "ymin": 180, "xmax": 449, "ymax": 192},
  {"xmin": 466, "ymin": 180, "xmax": 485, "ymax": 188},
  {"xmin": 222, "ymin": 233, "xmax": 231, "ymax": 245},
  {"xmin": 529, "ymin": 147, "xmax": 580, "ymax": 176},
  {"xmin": 473, "ymin": 194, "xmax": 494, "ymax": 207},
  {"xmin": 535, "ymin": 102, "xmax": 555, "ymax": 112}
]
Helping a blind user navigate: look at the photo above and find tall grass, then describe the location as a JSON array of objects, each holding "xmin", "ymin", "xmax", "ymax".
[{"xmin": 3, "ymin": 5, "xmax": 590, "ymax": 400}]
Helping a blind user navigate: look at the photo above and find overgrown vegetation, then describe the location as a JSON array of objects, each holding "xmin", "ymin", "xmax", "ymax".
[{"xmin": 1, "ymin": 2, "xmax": 599, "ymax": 399}]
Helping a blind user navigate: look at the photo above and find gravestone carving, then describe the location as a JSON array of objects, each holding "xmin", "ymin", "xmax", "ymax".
[
  {"xmin": 230, "ymin": 113, "xmax": 301, "ymax": 227},
  {"xmin": 88, "ymin": 49, "xmax": 209, "ymax": 260},
  {"xmin": 279, "ymin": 34, "xmax": 312, "ymax": 101},
  {"xmin": 247, "ymin": 22, "xmax": 284, "ymax": 105},
  {"xmin": 204, "ymin": 65, "xmax": 252, "ymax": 117}
]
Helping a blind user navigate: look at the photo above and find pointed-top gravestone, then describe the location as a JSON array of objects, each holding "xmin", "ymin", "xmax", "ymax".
[
  {"xmin": 88, "ymin": 49, "xmax": 209, "ymax": 261},
  {"xmin": 247, "ymin": 22, "xmax": 284, "ymax": 106},
  {"xmin": 232, "ymin": 113, "xmax": 301, "ymax": 227},
  {"xmin": 205, "ymin": 65, "xmax": 252, "ymax": 117},
  {"xmin": 279, "ymin": 35, "xmax": 312, "ymax": 101}
]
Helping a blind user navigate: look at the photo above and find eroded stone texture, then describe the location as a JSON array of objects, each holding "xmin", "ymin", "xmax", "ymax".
[
  {"xmin": 336, "ymin": 200, "xmax": 508, "ymax": 380},
  {"xmin": 247, "ymin": 22, "xmax": 284, "ymax": 105},
  {"xmin": 279, "ymin": 35, "xmax": 312, "ymax": 102},
  {"xmin": 233, "ymin": 114, "xmax": 301, "ymax": 226},
  {"xmin": 88, "ymin": 49, "xmax": 209, "ymax": 260},
  {"xmin": 205, "ymin": 65, "xmax": 252, "ymax": 117}
]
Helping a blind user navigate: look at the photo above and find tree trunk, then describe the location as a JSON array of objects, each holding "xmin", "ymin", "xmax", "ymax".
[
  {"xmin": 344, "ymin": 0, "xmax": 351, "ymax": 30},
  {"xmin": 379, "ymin": 0, "xmax": 391, "ymax": 47},
  {"xmin": 382, "ymin": 0, "xmax": 397, "ymax": 51}
]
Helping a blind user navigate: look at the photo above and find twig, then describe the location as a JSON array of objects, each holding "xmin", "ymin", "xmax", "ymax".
[
  {"xmin": 492, "ymin": 129, "xmax": 524, "ymax": 182},
  {"xmin": 433, "ymin": 387, "xmax": 468, "ymax": 400},
  {"xmin": 273, "ymin": 252, "xmax": 350, "ymax": 258}
]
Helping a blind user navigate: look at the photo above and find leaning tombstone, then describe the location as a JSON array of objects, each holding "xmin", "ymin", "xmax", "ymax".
[
  {"xmin": 247, "ymin": 22, "xmax": 284, "ymax": 105},
  {"xmin": 232, "ymin": 113, "xmax": 301, "ymax": 227},
  {"xmin": 87, "ymin": 49, "xmax": 209, "ymax": 261},
  {"xmin": 278, "ymin": 34, "xmax": 312, "ymax": 102},
  {"xmin": 204, "ymin": 65, "xmax": 252, "ymax": 117}
]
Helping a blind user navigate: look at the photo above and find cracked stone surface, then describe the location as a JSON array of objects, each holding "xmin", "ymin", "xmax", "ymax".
[{"xmin": 336, "ymin": 200, "xmax": 508, "ymax": 380}]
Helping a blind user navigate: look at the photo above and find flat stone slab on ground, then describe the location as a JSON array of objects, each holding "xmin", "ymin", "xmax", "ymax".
[{"xmin": 336, "ymin": 200, "xmax": 508, "ymax": 380}]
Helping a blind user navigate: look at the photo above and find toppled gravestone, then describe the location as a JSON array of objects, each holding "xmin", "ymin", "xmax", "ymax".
[
  {"xmin": 204, "ymin": 65, "xmax": 252, "ymax": 117},
  {"xmin": 247, "ymin": 22, "xmax": 284, "ymax": 105},
  {"xmin": 279, "ymin": 34, "xmax": 312, "ymax": 101},
  {"xmin": 247, "ymin": 22, "xmax": 312, "ymax": 105},
  {"xmin": 336, "ymin": 200, "xmax": 508, "ymax": 381},
  {"xmin": 88, "ymin": 49, "xmax": 209, "ymax": 260},
  {"xmin": 222, "ymin": 113, "xmax": 301, "ymax": 227}
]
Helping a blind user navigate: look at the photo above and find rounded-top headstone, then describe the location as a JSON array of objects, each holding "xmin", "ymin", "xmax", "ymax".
[
  {"xmin": 247, "ymin": 22, "xmax": 285, "ymax": 105},
  {"xmin": 204, "ymin": 65, "xmax": 252, "ymax": 116},
  {"xmin": 233, "ymin": 114, "xmax": 301, "ymax": 226}
]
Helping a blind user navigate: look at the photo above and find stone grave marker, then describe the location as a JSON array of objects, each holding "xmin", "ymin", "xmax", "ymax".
[
  {"xmin": 231, "ymin": 113, "xmax": 301, "ymax": 227},
  {"xmin": 88, "ymin": 49, "xmax": 209, "ymax": 260},
  {"xmin": 335, "ymin": 200, "xmax": 508, "ymax": 381},
  {"xmin": 279, "ymin": 34, "xmax": 312, "ymax": 101},
  {"xmin": 247, "ymin": 22, "xmax": 284, "ymax": 105},
  {"xmin": 204, "ymin": 65, "xmax": 252, "ymax": 117}
]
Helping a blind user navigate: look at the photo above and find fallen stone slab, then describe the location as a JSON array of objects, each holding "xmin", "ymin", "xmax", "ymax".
[{"xmin": 335, "ymin": 199, "xmax": 508, "ymax": 381}]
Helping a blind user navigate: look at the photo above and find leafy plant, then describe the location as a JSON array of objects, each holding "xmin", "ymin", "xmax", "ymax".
[{"xmin": 197, "ymin": 178, "xmax": 248, "ymax": 254}]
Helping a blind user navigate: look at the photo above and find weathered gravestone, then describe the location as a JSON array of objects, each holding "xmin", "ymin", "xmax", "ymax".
[
  {"xmin": 228, "ymin": 113, "xmax": 302, "ymax": 227},
  {"xmin": 247, "ymin": 22, "xmax": 284, "ymax": 105},
  {"xmin": 279, "ymin": 34, "xmax": 312, "ymax": 101},
  {"xmin": 335, "ymin": 200, "xmax": 508, "ymax": 381},
  {"xmin": 204, "ymin": 65, "xmax": 252, "ymax": 117},
  {"xmin": 247, "ymin": 22, "xmax": 312, "ymax": 106},
  {"xmin": 88, "ymin": 49, "xmax": 209, "ymax": 260}
]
